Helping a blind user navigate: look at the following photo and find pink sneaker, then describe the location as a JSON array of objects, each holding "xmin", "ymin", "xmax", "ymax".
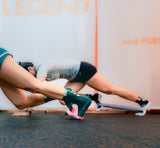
[{"xmin": 66, "ymin": 107, "xmax": 84, "ymax": 120}]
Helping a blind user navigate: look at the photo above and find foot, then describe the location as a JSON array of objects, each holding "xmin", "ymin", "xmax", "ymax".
[
  {"xmin": 139, "ymin": 100, "xmax": 151, "ymax": 108},
  {"xmin": 12, "ymin": 109, "xmax": 32, "ymax": 116},
  {"xmin": 64, "ymin": 107, "xmax": 78, "ymax": 116},
  {"xmin": 135, "ymin": 110, "xmax": 147, "ymax": 116},
  {"xmin": 65, "ymin": 107, "xmax": 84, "ymax": 120},
  {"xmin": 63, "ymin": 90, "xmax": 91, "ymax": 120},
  {"xmin": 88, "ymin": 93, "xmax": 103, "ymax": 111},
  {"xmin": 135, "ymin": 101, "xmax": 151, "ymax": 116},
  {"xmin": 136, "ymin": 97, "xmax": 151, "ymax": 108},
  {"xmin": 73, "ymin": 96, "xmax": 91, "ymax": 120},
  {"xmin": 96, "ymin": 94, "xmax": 103, "ymax": 111},
  {"xmin": 12, "ymin": 111, "xmax": 30, "ymax": 116}
]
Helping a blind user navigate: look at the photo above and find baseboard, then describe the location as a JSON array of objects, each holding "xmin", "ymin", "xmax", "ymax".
[{"xmin": 1, "ymin": 108, "xmax": 160, "ymax": 114}]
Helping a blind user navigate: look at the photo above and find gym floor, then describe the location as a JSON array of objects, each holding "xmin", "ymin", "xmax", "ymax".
[{"xmin": 0, "ymin": 113, "xmax": 159, "ymax": 148}]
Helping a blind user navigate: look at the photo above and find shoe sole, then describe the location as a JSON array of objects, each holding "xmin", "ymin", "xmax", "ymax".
[
  {"xmin": 70, "ymin": 116, "xmax": 84, "ymax": 120},
  {"xmin": 135, "ymin": 110, "xmax": 147, "ymax": 116},
  {"xmin": 135, "ymin": 101, "xmax": 151, "ymax": 116}
]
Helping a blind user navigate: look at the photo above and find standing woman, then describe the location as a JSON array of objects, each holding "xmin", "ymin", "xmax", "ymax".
[{"xmin": 0, "ymin": 47, "xmax": 91, "ymax": 120}]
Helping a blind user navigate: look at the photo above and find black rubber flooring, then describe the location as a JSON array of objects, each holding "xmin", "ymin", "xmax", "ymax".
[{"xmin": 0, "ymin": 113, "xmax": 160, "ymax": 148}]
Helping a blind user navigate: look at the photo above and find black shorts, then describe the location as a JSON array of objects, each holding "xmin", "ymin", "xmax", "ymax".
[{"xmin": 71, "ymin": 61, "xmax": 97, "ymax": 83}]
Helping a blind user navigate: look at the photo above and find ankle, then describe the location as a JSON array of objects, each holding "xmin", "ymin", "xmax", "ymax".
[{"xmin": 44, "ymin": 96, "xmax": 55, "ymax": 103}]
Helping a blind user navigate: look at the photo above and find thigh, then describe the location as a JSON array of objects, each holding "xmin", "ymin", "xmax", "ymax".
[
  {"xmin": 0, "ymin": 55, "xmax": 65, "ymax": 100},
  {"xmin": 0, "ymin": 79, "xmax": 27, "ymax": 108},
  {"xmin": 86, "ymin": 72, "xmax": 115, "ymax": 93},
  {"xmin": 64, "ymin": 81, "xmax": 85, "ymax": 93},
  {"xmin": 59, "ymin": 81, "xmax": 85, "ymax": 105},
  {"xmin": 0, "ymin": 55, "xmax": 39, "ymax": 89}
]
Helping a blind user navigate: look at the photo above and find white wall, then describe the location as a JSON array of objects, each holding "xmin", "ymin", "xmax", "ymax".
[
  {"xmin": 98, "ymin": 0, "xmax": 160, "ymax": 108},
  {"xmin": 0, "ymin": 0, "xmax": 95, "ymax": 110},
  {"xmin": 0, "ymin": 0, "xmax": 160, "ymax": 110}
]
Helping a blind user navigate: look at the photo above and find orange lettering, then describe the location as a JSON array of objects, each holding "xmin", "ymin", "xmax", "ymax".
[
  {"xmin": 3, "ymin": 0, "xmax": 14, "ymax": 15},
  {"xmin": 16, "ymin": 0, "xmax": 27, "ymax": 15},
  {"xmin": 29, "ymin": 0, "xmax": 42, "ymax": 15},
  {"xmin": 76, "ymin": 0, "xmax": 89, "ymax": 15},
  {"xmin": 146, "ymin": 38, "xmax": 152, "ymax": 45},
  {"xmin": 58, "ymin": 0, "xmax": 72, "ymax": 14},
  {"xmin": 153, "ymin": 37, "xmax": 158, "ymax": 44},
  {"xmin": 141, "ymin": 37, "xmax": 145, "ymax": 44},
  {"xmin": 122, "ymin": 40, "xmax": 128, "ymax": 45},
  {"xmin": 44, "ymin": 0, "xmax": 56, "ymax": 15}
]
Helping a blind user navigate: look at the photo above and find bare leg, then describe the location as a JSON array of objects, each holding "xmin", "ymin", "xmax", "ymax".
[
  {"xmin": 86, "ymin": 72, "xmax": 138, "ymax": 101},
  {"xmin": 65, "ymin": 81, "xmax": 103, "ymax": 111},
  {"xmin": 64, "ymin": 81, "xmax": 97, "ymax": 98},
  {"xmin": 59, "ymin": 81, "xmax": 85, "ymax": 105},
  {"xmin": 0, "ymin": 80, "xmax": 46, "ymax": 109},
  {"xmin": 0, "ymin": 56, "xmax": 65, "ymax": 99},
  {"xmin": 61, "ymin": 81, "xmax": 101, "ymax": 108},
  {"xmin": 64, "ymin": 81, "xmax": 85, "ymax": 93},
  {"xmin": 0, "ymin": 56, "xmax": 91, "ymax": 119},
  {"xmin": 0, "ymin": 80, "xmax": 46, "ymax": 116}
]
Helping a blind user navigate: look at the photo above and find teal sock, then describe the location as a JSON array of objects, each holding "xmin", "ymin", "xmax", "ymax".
[
  {"xmin": 44, "ymin": 88, "xmax": 72, "ymax": 104},
  {"xmin": 65, "ymin": 88, "xmax": 72, "ymax": 91},
  {"xmin": 44, "ymin": 96, "xmax": 55, "ymax": 103},
  {"xmin": 62, "ymin": 88, "xmax": 73, "ymax": 111},
  {"xmin": 62, "ymin": 90, "xmax": 91, "ymax": 117}
]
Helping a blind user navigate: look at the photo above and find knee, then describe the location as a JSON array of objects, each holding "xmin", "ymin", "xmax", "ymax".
[
  {"xmin": 16, "ymin": 105, "xmax": 25, "ymax": 110},
  {"xmin": 14, "ymin": 102, "xmax": 27, "ymax": 110},
  {"xmin": 14, "ymin": 98, "xmax": 33, "ymax": 110}
]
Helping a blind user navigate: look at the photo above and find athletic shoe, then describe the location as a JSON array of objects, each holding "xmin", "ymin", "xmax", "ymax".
[
  {"xmin": 135, "ymin": 101, "xmax": 151, "ymax": 116},
  {"xmin": 72, "ymin": 96, "xmax": 91, "ymax": 120},
  {"xmin": 63, "ymin": 90, "xmax": 91, "ymax": 120},
  {"xmin": 64, "ymin": 107, "xmax": 78, "ymax": 116},
  {"xmin": 97, "ymin": 102, "xmax": 103, "ymax": 112},
  {"xmin": 87, "ymin": 93, "xmax": 103, "ymax": 111},
  {"xmin": 135, "ymin": 109, "xmax": 147, "ymax": 116},
  {"xmin": 139, "ymin": 100, "xmax": 151, "ymax": 108},
  {"xmin": 65, "ymin": 107, "xmax": 84, "ymax": 120}
]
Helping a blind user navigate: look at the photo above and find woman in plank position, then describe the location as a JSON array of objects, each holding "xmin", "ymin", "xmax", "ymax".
[{"xmin": 17, "ymin": 59, "xmax": 150, "ymax": 116}]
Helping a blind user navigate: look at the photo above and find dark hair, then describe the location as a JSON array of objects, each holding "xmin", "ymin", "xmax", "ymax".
[{"xmin": 18, "ymin": 62, "xmax": 34, "ymax": 71}]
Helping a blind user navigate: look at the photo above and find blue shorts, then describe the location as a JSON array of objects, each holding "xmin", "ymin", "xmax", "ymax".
[{"xmin": 0, "ymin": 48, "xmax": 11, "ymax": 69}]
